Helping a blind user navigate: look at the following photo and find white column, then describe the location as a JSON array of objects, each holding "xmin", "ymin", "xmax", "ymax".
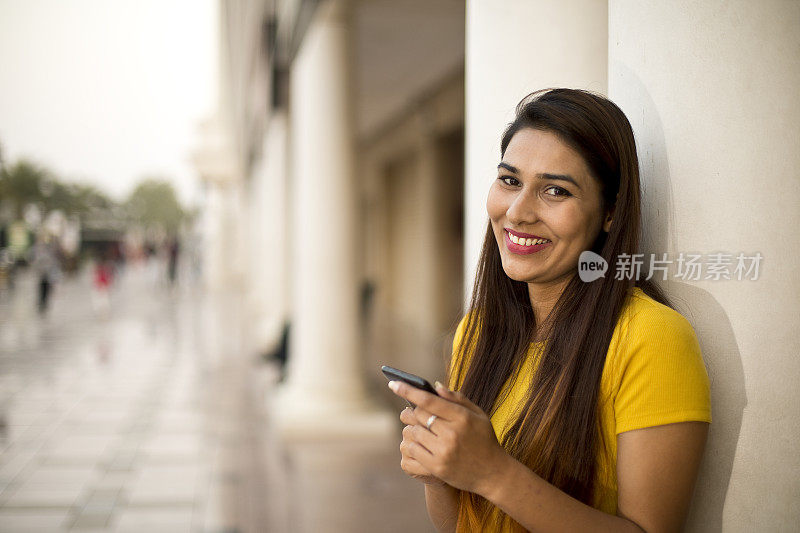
[
  {"xmin": 248, "ymin": 112, "xmax": 291, "ymax": 355},
  {"xmin": 273, "ymin": 0, "xmax": 393, "ymax": 439},
  {"xmin": 464, "ymin": 0, "xmax": 608, "ymax": 307},
  {"xmin": 198, "ymin": 176, "xmax": 245, "ymax": 368},
  {"xmin": 203, "ymin": 181, "xmax": 225, "ymax": 290},
  {"xmin": 205, "ymin": 180, "xmax": 245, "ymax": 291},
  {"xmin": 609, "ymin": 2, "xmax": 800, "ymax": 530},
  {"xmin": 193, "ymin": 118, "xmax": 244, "ymax": 293}
]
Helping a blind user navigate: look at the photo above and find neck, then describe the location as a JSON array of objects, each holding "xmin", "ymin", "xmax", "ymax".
[{"xmin": 527, "ymin": 272, "xmax": 574, "ymax": 340}]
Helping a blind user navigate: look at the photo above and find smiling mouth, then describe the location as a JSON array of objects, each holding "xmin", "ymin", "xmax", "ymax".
[
  {"xmin": 505, "ymin": 229, "xmax": 551, "ymax": 247},
  {"xmin": 504, "ymin": 229, "xmax": 552, "ymax": 255}
]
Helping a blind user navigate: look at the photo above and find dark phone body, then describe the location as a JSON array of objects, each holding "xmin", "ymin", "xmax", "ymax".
[{"xmin": 381, "ymin": 365, "xmax": 438, "ymax": 395}]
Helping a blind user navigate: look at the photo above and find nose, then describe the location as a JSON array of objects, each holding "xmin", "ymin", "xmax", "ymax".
[{"xmin": 506, "ymin": 188, "xmax": 541, "ymax": 227}]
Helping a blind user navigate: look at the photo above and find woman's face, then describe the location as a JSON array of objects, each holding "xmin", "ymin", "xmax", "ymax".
[{"xmin": 486, "ymin": 128, "xmax": 612, "ymax": 286}]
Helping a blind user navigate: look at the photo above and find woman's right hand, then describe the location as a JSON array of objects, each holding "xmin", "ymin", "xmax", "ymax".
[{"xmin": 400, "ymin": 407, "xmax": 447, "ymax": 486}]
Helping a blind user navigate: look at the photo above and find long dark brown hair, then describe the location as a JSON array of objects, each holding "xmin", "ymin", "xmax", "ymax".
[{"xmin": 449, "ymin": 88, "xmax": 672, "ymax": 531}]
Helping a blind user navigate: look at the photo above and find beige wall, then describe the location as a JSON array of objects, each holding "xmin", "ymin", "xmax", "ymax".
[{"xmin": 609, "ymin": 1, "xmax": 800, "ymax": 530}]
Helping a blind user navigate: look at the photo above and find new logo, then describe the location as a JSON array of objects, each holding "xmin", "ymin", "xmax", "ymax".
[{"xmin": 578, "ymin": 251, "xmax": 607, "ymax": 282}]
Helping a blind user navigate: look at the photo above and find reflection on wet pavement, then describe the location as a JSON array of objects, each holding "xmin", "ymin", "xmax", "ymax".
[{"xmin": 0, "ymin": 265, "xmax": 433, "ymax": 532}]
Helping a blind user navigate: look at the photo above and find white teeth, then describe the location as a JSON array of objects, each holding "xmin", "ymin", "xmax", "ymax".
[{"xmin": 508, "ymin": 231, "xmax": 551, "ymax": 246}]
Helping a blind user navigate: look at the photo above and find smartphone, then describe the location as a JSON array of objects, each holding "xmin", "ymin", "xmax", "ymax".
[{"xmin": 381, "ymin": 365, "xmax": 438, "ymax": 395}]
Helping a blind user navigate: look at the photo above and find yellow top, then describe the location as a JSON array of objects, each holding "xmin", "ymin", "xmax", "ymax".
[{"xmin": 448, "ymin": 286, "xmax": 712, "ymax": 525}]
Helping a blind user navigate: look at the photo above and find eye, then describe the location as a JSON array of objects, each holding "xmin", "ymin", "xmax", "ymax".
[
  {"xmin": 498, "ymin": 175, "xmax": 520, "ymax": 187},
  {"xmin": 544, "ymin": 185, "xmax": 572, "ymax": 198}
]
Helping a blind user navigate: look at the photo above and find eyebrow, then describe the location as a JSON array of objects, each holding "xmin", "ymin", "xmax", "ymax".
[{"xmin": 497, "ymin": 162, "xmax": 582, "ymax": 190}]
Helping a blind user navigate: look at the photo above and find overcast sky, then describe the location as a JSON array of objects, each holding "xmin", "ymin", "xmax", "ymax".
[{"xmin": 0, "ymin": 0, "xmax": 217, "ymax": 206}]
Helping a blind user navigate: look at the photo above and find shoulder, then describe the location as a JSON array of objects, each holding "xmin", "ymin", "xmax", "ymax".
[
  {"xmin": 613, "ymin": 287, "xmax": 705, "ymax": 373},
  {"xmin": 453, "ymin": 311, "xmax": 470, "ymax": 346},
  {"xmin": 610, "ymin": 288, "xmax": 712, "ymax": 434},
  {"xmin": 621, "ymin": 288, "xmax": 698, "ymax": 344},
  {"xmin": 448, "ymin": 310, "xmax": 481, "ymax": 389},
  {"xmin": 452, "ymin": 309, "xmax": 481, "ymax": 352}
]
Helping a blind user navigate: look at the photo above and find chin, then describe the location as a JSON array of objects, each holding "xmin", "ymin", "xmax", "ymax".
[{"xmin": 502, "ymin": 262, "xmax": 540, "ymax": 282}]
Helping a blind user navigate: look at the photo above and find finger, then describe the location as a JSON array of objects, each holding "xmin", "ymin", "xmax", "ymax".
[
  {"xmin": 433, "ymin": 381, "xmax": 483, "ymax": 415},
  {"xmin": 388, "ymin": 381, "xmax": 463, "ymax": 419},
  {"xmin": 399, "ymin": 406, "xmax": 416, "ymax": 425},
  {"xmin": 407, "ymin": 440, "xmax": 438, "ymax": 475},
  {"xmin": 406, "ymin": 423, "xmax": 441, "ymax": 456},
  {"xmin": 401, "ymin": 425, "xmax": 434, "ymax": 457},
  {"xmin": 400, "ymin": 406, "xmax": 439, "ymax": 429},
  {"xmin": 400, "ymin": 455, "xmax": 442, "ymax": 484},
  {"xmin": 410, "ymin": 405, "xmax": 443, "ymax": 435},
  {"xmin": 400, "ymin": 455, "xmax": 432, "ymax": 476}
]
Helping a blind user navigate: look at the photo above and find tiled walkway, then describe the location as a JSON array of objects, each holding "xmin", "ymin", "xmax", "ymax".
[{"xmin": 0, "ymin": 264, "xmax": 433, "ymax": 532}]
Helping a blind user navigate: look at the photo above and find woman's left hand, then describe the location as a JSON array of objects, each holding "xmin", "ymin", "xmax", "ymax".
[{"xmin": 390, "ymin": 380, "xmax": 509, "ymax": 496}]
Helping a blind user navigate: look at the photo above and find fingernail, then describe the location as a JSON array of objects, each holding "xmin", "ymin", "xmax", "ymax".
[
  {"xmin": 388, "ymin": 381, "xmax": 398, "ymax": 392},
  {"xmin": 434, "ymin": 381, "xmax": 444, "ymax": 391}
]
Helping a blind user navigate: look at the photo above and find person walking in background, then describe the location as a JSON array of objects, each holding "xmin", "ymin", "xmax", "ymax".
[
  {"xmin": 167, "ymin": 236, "xmax": 180, "ymax": 286},
  {"xmin": 91, "ymin": 247, "xmax": 115, "ymax": 317},
  {"xmin": 29, "ymin": 233, "xmax": 60, "ymax": 314}
]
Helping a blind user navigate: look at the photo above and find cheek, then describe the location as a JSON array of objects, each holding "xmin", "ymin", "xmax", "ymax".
[
  {"xmin": 486, "ymin": 184, "xmax": 505, "ymax": 220},
  {"xmin": 554, "ymin": 206, "xmax": 602, "ymax": 244},
  {"xmin": 549, "ymin": 208, "xmax": 587, "ymax": 239}
]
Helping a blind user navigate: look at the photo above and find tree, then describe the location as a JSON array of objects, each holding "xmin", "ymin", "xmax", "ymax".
[
  {"xmin": 0, "ymin": 157, "xmax": 116, "ymax": 229},
  {"xmin": 0, "ymin": 160, "xmax": 52, "ymax": 218},
  {"xmin": 124, "ymin": 178, "xmax": 184, "ymax": 233}
]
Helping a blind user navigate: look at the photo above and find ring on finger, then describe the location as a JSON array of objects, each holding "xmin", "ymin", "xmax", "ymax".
[{"xmin": 426, "ymin": 414, "xmax": 438, "ymax": 432}]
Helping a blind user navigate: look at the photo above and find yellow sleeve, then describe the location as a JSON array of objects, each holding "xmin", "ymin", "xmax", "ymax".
[
  {"xmin": 613, "ymin": 304, "xmax": 712, "ymax": 435},
  {"xmin": 447, "ymin": 313, "xmax": 471, "ymax": 390}
]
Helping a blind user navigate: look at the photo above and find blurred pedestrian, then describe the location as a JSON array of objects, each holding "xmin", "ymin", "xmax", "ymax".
[
  {"xmin": 91, "ymin": 247, "xmax": 115, "ymax": 316},
  {"xmin": 167, "ymin": 237, "xmax": 180, "ymax": 286},
  {"xmin": 29, "ymin": 233, "xmax": 61, "ymax": 314}
]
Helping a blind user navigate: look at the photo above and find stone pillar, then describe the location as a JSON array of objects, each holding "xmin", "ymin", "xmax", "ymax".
[
  {"xmin": 609, "ymin": 2, "xmax": 800, "ymax": 530},
  {"xmin": 193, "ymin": 117, "xmax": 244, "ymax": 292},
  {"xmin": 247, "ymin": 111, "xmax": 291, "ymax": 355},
  {"xmin": 272, "ymin": 0, "xmax": 393, "ymax": 439},
  {"xmin": 203, "ymin": 181, "xmax": 225, "ymax": 290},
  {"xmin": 463, "ymin": 0, "xmax": 607, "ymax": 307}
]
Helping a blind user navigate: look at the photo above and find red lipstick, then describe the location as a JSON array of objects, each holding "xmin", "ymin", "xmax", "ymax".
[
  {"xmin": 504, "ymin": 228, "xmax": 552, "ymax": 255},
  {"xmin": 505, "ymin": 228, "xmax": 549, "ymax": 240}
]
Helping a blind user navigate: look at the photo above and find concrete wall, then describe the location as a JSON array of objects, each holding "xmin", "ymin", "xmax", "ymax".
[{"xmin": 609, "ymin": 1, "xmax": 800, "ymax": 530}]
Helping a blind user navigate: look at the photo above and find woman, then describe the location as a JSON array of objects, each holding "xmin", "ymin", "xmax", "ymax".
[{"xmin": 388, "ymin": 88, "xmax": 711, "ymax": 532}]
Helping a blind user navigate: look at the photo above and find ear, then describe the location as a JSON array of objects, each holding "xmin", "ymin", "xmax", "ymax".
[
  {"xmin": 602, "ymin": 206, "xmax": 614, "ymax": 233},
  {"xmin": 603, "ymin": 193, "xmax": 619, "ymax": 233}
]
